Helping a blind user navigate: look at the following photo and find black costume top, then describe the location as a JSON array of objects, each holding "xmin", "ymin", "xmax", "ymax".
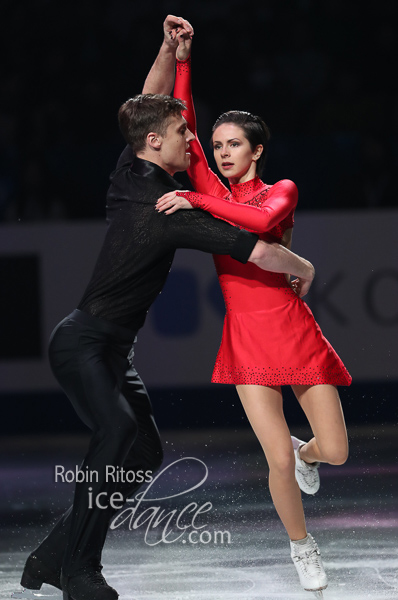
[{"xmin": 78, "ymin": 148, "xmax": 258, "ymax": 331}]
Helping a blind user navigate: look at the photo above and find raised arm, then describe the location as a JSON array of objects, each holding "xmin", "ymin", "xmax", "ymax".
[
  {"xmin": 174, "ymin": 52, "xmax": 229, "ymax": 197},
  {"xmin": 156, "ymin": 179, "xmax": 298, "ymax": 233},
  {"xmin": 142, "ymin": 15, "xmax": 193, "ymax": 95}
]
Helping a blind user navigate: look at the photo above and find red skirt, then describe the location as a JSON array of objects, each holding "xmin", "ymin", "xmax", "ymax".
[{"xmin": 211, "ymin": 296, "xmax": 352, "ymax": 387}]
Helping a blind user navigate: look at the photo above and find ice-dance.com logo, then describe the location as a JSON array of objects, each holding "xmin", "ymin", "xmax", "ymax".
[
  {"xmin": 54, "ymin": 457, "xmax": 231, "ymax": 546},
  {"xmin": 110, "ymin": 456, "xmax": 231, "ymax": 546},
  {"xmin": 109, "ymin": 457, "xmax": 231, "ymax": 546}
]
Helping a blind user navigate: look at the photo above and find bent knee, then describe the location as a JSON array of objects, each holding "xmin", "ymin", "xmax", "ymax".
[
  {"xmin": 322, "ymin": 446, "xmax": 349, "ymax": 466},
  {"xmin": 104, "ymin": 414, "xmax": 138, "ymax": 445},
  {"xmin": 119, "ymin": 416, "xmax": 138, "ymax": 438}
]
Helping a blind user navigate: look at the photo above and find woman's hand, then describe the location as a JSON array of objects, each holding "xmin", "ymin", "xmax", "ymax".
[
  {"xmin": 156, "ymin": 191, "xmax": 194, "ymax": 214},
  {"xmin": 176, "ymin": 27, "xmax": 193, "ymax": 61}
]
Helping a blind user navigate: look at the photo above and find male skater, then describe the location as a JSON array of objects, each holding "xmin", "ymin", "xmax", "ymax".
[{"xmin": 19, "ymin": 16, "xmax": 314, "ymax": 600}]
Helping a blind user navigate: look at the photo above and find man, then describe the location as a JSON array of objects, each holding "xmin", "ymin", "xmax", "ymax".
[{"xmin": 19, "ymin": 16, "xmax": 314, "ymax": 600}]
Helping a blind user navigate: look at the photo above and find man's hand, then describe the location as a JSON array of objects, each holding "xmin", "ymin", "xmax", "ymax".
[
  {"xmin": 156, "ymin": 191, "xmax": 193, "ymax": 214},
  {"xmin": 163, "ymin": 15, "xmax": 193, "ymax": 50},
  {"xmin": 249, "ymin": 240, "xmax": 315, "ymax": 297},
  {"xmin": 290, "ymin": 276, "xmax": 313, "ymax": 298}
]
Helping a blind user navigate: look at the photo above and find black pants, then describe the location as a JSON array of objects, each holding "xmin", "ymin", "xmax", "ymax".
[{"xmin": 35, "ymin": 309, "xmax": 163, "ymax": 576}]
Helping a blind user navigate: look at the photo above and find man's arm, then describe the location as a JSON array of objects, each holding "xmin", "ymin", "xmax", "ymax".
[
  {"xmin": 249, "ymin": 240, "xmax": 315, "ymax": 297},
  {"xmin": 163, "ymin": 207, "xmax": 314, "ymax": 297},
  {"xmin": 142, "ymin": 15, "xmax": 193, "ymax": 94}
]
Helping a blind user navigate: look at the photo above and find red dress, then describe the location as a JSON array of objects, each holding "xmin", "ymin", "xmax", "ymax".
[{"xmin": 174, "ymin": 58, "xmax": 352, "ymax": 387}]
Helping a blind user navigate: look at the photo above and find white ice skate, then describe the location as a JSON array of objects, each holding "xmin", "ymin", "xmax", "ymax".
[
  {"xmin": 292, "ymin": 436, "xmax": 320, "ymax": 495},
  {"xmin": 290, "ymin": 533, "xmax": 328, "ymax": 597}
]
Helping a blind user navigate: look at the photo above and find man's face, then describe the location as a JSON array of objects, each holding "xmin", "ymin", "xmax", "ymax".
[{"xmin": 158, "ymin": 115, "xmax": 195, "ymax": 175}]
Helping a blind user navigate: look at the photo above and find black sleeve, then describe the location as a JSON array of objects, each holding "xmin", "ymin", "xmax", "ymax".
[
  {"xmin": 164, "ymin": 208, "xmax": 258, "ymax": 263},
  {"xmin": 115, "ymin": 145, "xmax": 135, "ymax": 170}
]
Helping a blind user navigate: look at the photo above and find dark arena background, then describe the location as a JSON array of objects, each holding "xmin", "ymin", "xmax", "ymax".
[{"xmin": 0, "ymin": 2, "xmax": 398, "ymax": 599}]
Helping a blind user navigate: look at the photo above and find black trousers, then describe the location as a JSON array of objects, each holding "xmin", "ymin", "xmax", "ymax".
[{"xmin": 35, "ymin": 309, "xmax": 163, "ymax": 576}]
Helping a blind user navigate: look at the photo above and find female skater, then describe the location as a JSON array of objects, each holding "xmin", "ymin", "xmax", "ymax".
[{"xmin": 156, "ymin": 45, "xmax": 351, "ymax": 597}]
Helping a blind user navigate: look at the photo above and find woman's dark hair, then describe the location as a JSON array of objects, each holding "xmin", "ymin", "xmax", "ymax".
[
  {"xmin": 118, "ymin": 94, "xmax": 186, "ymax": 154},
  {"xmin": 212, "ymin": 110, "xmax": 271, "ymax": 175}
]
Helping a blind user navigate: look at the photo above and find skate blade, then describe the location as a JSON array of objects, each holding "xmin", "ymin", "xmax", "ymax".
[{"xmin": 11, "ymin": 589, "xmax": 61, "ymax": 599}]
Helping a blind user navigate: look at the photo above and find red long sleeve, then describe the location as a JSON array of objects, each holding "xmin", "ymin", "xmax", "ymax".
[
  {"xmin": 174, "ymin": 57, "xmax": 228, "ymax": 198},
  {"xmin": 176, "ymin": 179, "xmax": 298, "ymax": 233}
]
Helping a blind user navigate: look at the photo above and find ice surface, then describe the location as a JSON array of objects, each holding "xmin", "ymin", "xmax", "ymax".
[{"xmin": 1, "ymin": 426, "xmax": 398, "ymax": 599}]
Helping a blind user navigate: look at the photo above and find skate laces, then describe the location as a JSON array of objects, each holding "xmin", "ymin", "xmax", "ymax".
[
  {"xmin": 301, "ymin": 465, "xmax": 319, "ymax": 484},
  {"xmin": 297, "ymin": 456, "xmax": 319, "ymax": 480},
  {"xmin": 293, "ymin": 544, "xmax": 323, "ymax": 575}
]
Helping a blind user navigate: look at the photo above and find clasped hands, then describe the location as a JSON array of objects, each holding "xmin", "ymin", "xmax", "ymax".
[{"xmin": 163, "ymin": 15, "xmax": 193, "ymax": 60}]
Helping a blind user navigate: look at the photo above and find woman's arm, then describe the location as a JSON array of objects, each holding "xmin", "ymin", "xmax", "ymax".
[
  {"xmin": 157, "ymin": 179, "xmax": 298, "ymax": 233},
  {"xmin": 174, "ymin": 55, "xmax": 229, "ymax": 198}
]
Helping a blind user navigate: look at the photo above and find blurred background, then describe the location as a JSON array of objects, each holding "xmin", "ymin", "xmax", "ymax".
[{"xmin": 0, "ymin": 0, "xmax": 397, "ymax": 436}]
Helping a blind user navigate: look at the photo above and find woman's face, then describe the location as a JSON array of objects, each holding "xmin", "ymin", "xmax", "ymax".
[{"xmin": 212, "ymin": 123, "xmax": 262, "ymax": 183}]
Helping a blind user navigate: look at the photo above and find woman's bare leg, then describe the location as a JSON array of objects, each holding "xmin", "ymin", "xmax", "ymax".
[
  {"xmin": 291, "ymin": 384, "xmax": 348, "ymax": 466},
  {"xmin": 236, "ymin": 384, "xmax": 307, "ymax": 541}
]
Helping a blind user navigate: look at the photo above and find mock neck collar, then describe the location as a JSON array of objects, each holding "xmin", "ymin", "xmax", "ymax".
[
  {"xmin": 131, "ymin": 157, "xmax": 183, "ymax": 190},
  {"xmin": 230, "ymin": 176, "xmax": 265, "ymax": 200}
]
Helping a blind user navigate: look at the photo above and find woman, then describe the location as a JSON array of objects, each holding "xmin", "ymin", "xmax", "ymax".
[{"xmin": 157, "ymin": 49, "xmax": 351, "ymax": 597}]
